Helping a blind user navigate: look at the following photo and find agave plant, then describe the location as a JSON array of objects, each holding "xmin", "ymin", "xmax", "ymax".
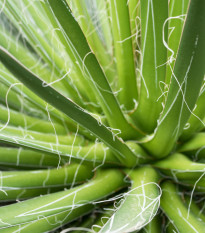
[{"xmin": 0, "ymin": 0, "xmax": 204, "ymax": 232}]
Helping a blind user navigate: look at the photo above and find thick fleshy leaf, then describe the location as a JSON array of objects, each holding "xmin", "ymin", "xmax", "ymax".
[
  {"xmin": 0, "ymin": 124, "xmax": 84, "ymax": 146},
  {"xmin": 154, "ymin": 153, "xmax": 205, "ymax": 180},
  {"xmin": 45, "ymin": 0, "xmax": 143, "ymax": 140},
  {"xmin": 0, "ymin": 69, "xmax": 99, "ymax": 139},
  {"xmin": 0, "ymin": 21, "xmax": 70, "ymax": 98},
  {"xmin": 0, "ymin": 169, "xmax": 125, "ymax": 230},
  {"xmin": 0, "ymin": 104, "xmax": 66, "ymax": 134},
  {"xmin": 0, "ymin": 164, "xmax": 93, "ymax": 202},
  {"xmin": 1, "ymin": 0, "xmax": 87, "ymax": 105},
  {"xmin": 144, "ymin": 0, "xmax": 205, "ymax": 157},
  {"xmin": 128, "ymin": 0, "xmax": 140, "ymax": 49},
  {"xmin": 0, "ymin": 47, "xmax": 139, "ymax": 167},
  {"xmin": 0, "ymin": 147, "xmax": 66, "ymax": 169},
  {"xmin": 166, "ymin": 0, "xmax": 190, "ymax": 84},
  {"xmin": 0, "ymin": 187, "xmax": 63, "ymax": 203},
  {"xmin": 0, "ymin": 164, "xmax": 93, "ymax": 189},
  {"xmin": 184, "ymin": 196, "xmax": 205, "ymax": 222},
  {"xmin": 0, "ymin": 134, "xmax": 120, "ymax": 166},
  {"xmin": 135, "ymin": 0, "xmax": 168, "ymax": 133},
  {"xmin": 181, "ymin": 87, "xmax": 205, "ymax": 139},
  {"xmin": 109, "ymin": 0, "xmax": 138, "ymax": 110},
  {"xmin": 178, "ymin": 132, "xmax": 205, "ymax": 159},
  {"xmin": 141, "ymin": 214, "xmax": 162, "ymax": 233},
  {"xmin": 0, "ymin": 205, "xmax": 93, "ymax": 232},
  {"xmin": 100, "ymin": 167, "xmax": 161, "ymax": 232},
  {"xmin": 161, "ymin": 181, "xmax": 205, "ymax": 232},
  {"xmin": 67, "ymin": 0, "xmax": 115, "ymax": 84}
]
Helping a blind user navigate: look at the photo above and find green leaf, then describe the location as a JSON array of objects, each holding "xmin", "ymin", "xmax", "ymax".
[
  {"xmin": 181, "ymin": 88, "xmax": 205, "ymax": 140},
  {"xmin": 166, "ymin": 0, "xmax": 190, "ymax": 84},
  {"xmin": 0, "ymin": 133, "xmax": 150, "ymax": 167},
  {"xmin": 182, "ymin": 178, "xmax": 205, "ymax": 193},
  {"xmin": 2, "ymin": 0, "xmax": 100, "ymax": 111},
  {"xmin": 40, "ymin": 0, "xmax": 99, "ymax": 108},
  {"xmin": 128, "ymin": 0, "xmax": 140, "ymax": 49},
  {"xmin": 109, "ymin": 0, "xmax": 138, "ymax": 110},
  {"xmin": 0, "ymin": 66, "xmax": 67, "ymax": 123},
  {"xmin": 135, "ymin": 0, "xmax": 168, "ymax": 133},
  {"xmin": 0, "ymin": 186, "xmax": 63, "ymax": 203},
  {"xmin": 161, "ymin": 181, "xmax": 205, "ymax": 232},
  {"xmin": 141, "ymin": 214, "xmax": 162, "ymax": 233},
  {"xmin": 0, "ymin": 46, "xmax": 141, "ymax": 167},
  {"xmin": 0, "ymin": 124, "xmax": 84, "ymax": 146},
  {"xmin": 144, "ymin": 0, "xmax": 205, "ymax": 157},
  {"xmin": 179, "ymin": 132, "xmax": 205, "ymax": 155},
  {"xmin": 0, "ymin": 147, "xmax": 65, "ymax": 169},
  {"xmin": 0, "ymin": 163, "xmax": 93, "ymax": 202},
  {"xmin": 0, "ymin": 164, "xmax": 93, "ymax": 189},
  {"xmin": 0, "ymin": 104, "xmax": 66, "ymax": 134},
  {"xmin": 154, "ymin": 153, "xmax": 205, "ymax": 180},
  {"xmin": 0, "ymin": 205, "xmax": 94, "ymax": 233},
  {"xmin": 94, "ymin": 0, "xmax": 114, "ymax": 63},
  {"xmin": 67, "ymin": 0, "xmax": 116, "ymax": 84},
  {"xmin": 0, "ymin": 135, "xmax": 120, "ymax": 166},
  {"xmin": 0, "ymin": 68, "xmax": 97, "ymax": 139},
  {"xmin": 100, "ymin": 167, "xmax": 160, "ymax": 232},
  {"xmin": 45, "ymin": 0, "xmax": 142, "ymax": 140},
  {"xmin": 0, "ymin": 169, "xmax": 125, "ymax": 229},
  {"xmin": 0, "ymin": 22, "xmax": 69, "ymax": 98},
  {"xmin": 184, "ymin": 196, "xmax": 205, "ymax": 222},
  {"xmin": 0, "ymin": 79, "xmax": 46, "ymax": 119}
]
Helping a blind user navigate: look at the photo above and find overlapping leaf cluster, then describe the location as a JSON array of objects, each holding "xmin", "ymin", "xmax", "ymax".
[{"xmin": 0, "ymin": 0, "xmax": 204, "ymax": 232}]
